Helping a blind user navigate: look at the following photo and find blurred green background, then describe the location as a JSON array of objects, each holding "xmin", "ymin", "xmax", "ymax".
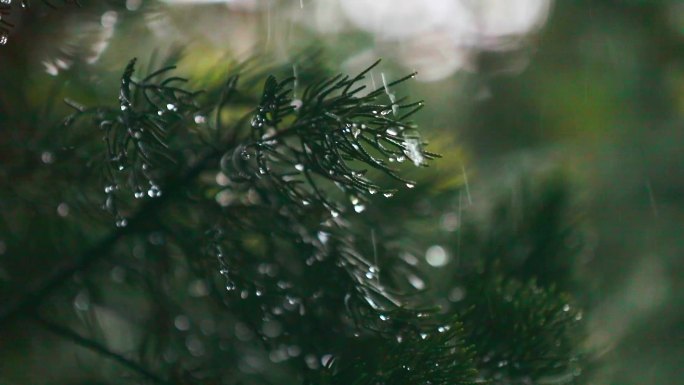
[{"xmin": 0, "ymin": 1, "xmax": 682, "ymax": 384}]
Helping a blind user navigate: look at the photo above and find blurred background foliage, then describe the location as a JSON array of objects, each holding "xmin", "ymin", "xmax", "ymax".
[{"xmin": 0, "ymin": 1, "xmax": 682, "ymax": 384}]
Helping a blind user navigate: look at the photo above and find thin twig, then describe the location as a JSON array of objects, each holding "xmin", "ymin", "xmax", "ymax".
[{"xmin": 30, "ymin": 313, "xmax": 171, "ymax": 385}]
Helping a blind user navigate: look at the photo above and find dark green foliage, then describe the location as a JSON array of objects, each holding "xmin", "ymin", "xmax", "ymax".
[{"xmin": 0, "ymin": 56, "xmax": 585, "ymax": 385}]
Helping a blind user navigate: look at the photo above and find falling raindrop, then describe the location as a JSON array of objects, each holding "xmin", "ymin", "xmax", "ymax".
[{"xmin": 404, "ymin": 137, "xmax": 424, "ymax": 166}]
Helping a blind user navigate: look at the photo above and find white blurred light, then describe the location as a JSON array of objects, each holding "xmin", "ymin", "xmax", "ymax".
[
  {"xmin": 425, "ymin": 245, "xmax": 449, "ymax": 267},
  {"xmin": 337, "ymin": 0, "xmax": 552, "ymax": 80}
]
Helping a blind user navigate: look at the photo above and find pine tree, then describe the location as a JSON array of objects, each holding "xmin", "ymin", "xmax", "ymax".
[{"xmin": 0, "ymin": 4, "xmax": 586, "ymax": 385}]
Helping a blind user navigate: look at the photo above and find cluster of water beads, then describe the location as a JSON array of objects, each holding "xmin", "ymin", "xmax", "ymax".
[{"xmin": 115, "ymin": 216, "xmax": 128, "ymax": 228}]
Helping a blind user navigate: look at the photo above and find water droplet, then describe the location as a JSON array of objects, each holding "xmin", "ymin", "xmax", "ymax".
[
  {"xmin": 350, "ymin": 196, "xmax": 359, "ymax": 205},
  {"xmin": 120, "ymin": 105, "xmax": 127, "ymax": 111},
  {"xmin": 381, "ymin": 109, "xmax": 392, "ymax": 116},
  {"xmin": 116, "ymin": 218, "xmax": 128, "ymax": 228},
  {"xmin": 174, "ymin": 315, "xmax": 191, "ymax": 331},
  {"xmin": 294, "ymin": 163, "xmax": 305, "ymax": 171},
  {"xmin": 194, "ymin": 115, "xmax": 206, "ymax": 124},
  {"xmin": 383, "ymin": 192, "xmax": 394, "ymax": 198},
  {"xmin": 406, "ymin": 182, "xmax": 415, "ymax": 189},
  {"xmin": 420, "ymin": 333, "xmax": 428, "ymax": 340},
  {"xmin": 330, "ymin": 210, "xmax": 339, "ymax": 218},
  {"xmin": 379, "ymin": 314, "xmax": 389, "ymax": 321},
  {"xmin": 368, "ymin": 188, "xmax": 377, "ymax": 195},
  {"xmin": 305, "ymin": 354, "xmax": 320, "ymax": 369},
  {"xmin": 147, "ymin": 185, "xmax": 162, "ymax": 198},
  {"xmin": 386, "ymin": 127, "xmax": 398, "ymax": 136},
  {"xmin": 352, "ymin": 126, "xmax": 361, "ymax": 138},
  {"xmin": 448, "ymin": 287, "xmax": 466, "ymax": 302},
  {"xmin": 166, "ymin": 103, "xmax": 177, "ymax": 111},
  {"xmin": 354, "ymin": 204, "xmax": 366, "ymax": 213},
  {"xmin": 321, "ymin": 354, "xmax": 334, "ymax": 367},
  {"xmin": 41, "ymin": 151, "xmax": 55, "ymax": 164},
  {"xmin": 287, "ymin": 345, "xmax": 301, "ymax": 357},
  {"xmin": 290, "ymin": 99, "xmax": 303, "ymax": 110},
  {"xmin": 317, "ymin": 231, "xmax": 330, "ymax": 244},
  {"xmin": 396, "ymin": 335, "xmax": 403, "ymax": 343},
  {"xmin": 437, "ymin": 325, "xmax": 450, "ymax": 333},
  {"xmin": 57, "ymin": 203, "xmax": 70, "ymax": 217},
  {"xmin": 408, "ymin": 273, "xmax": 425, "ymax": 290},
  {"xmin": 0, "ymin": 34, "xmax": 8, "ymax": 46},
  {"xmin": 73, "ymin": 290, "xmax": 90, "ymax": 311},
  {"xmin": 396, "ymin": 155, "xmax": 406, "ymax": 163},
  {"xmin": 426, "ymin": 245, "xmax": 449, "ymax": 267},
  {"xmin": 563, "ymin": 304, "xmax": 571, "ymax": 312}
]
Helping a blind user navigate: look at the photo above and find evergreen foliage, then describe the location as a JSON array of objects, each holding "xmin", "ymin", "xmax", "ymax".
[{"xmin": 0, "ymin": 54, "xmax": 585, "ymax": 385}]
